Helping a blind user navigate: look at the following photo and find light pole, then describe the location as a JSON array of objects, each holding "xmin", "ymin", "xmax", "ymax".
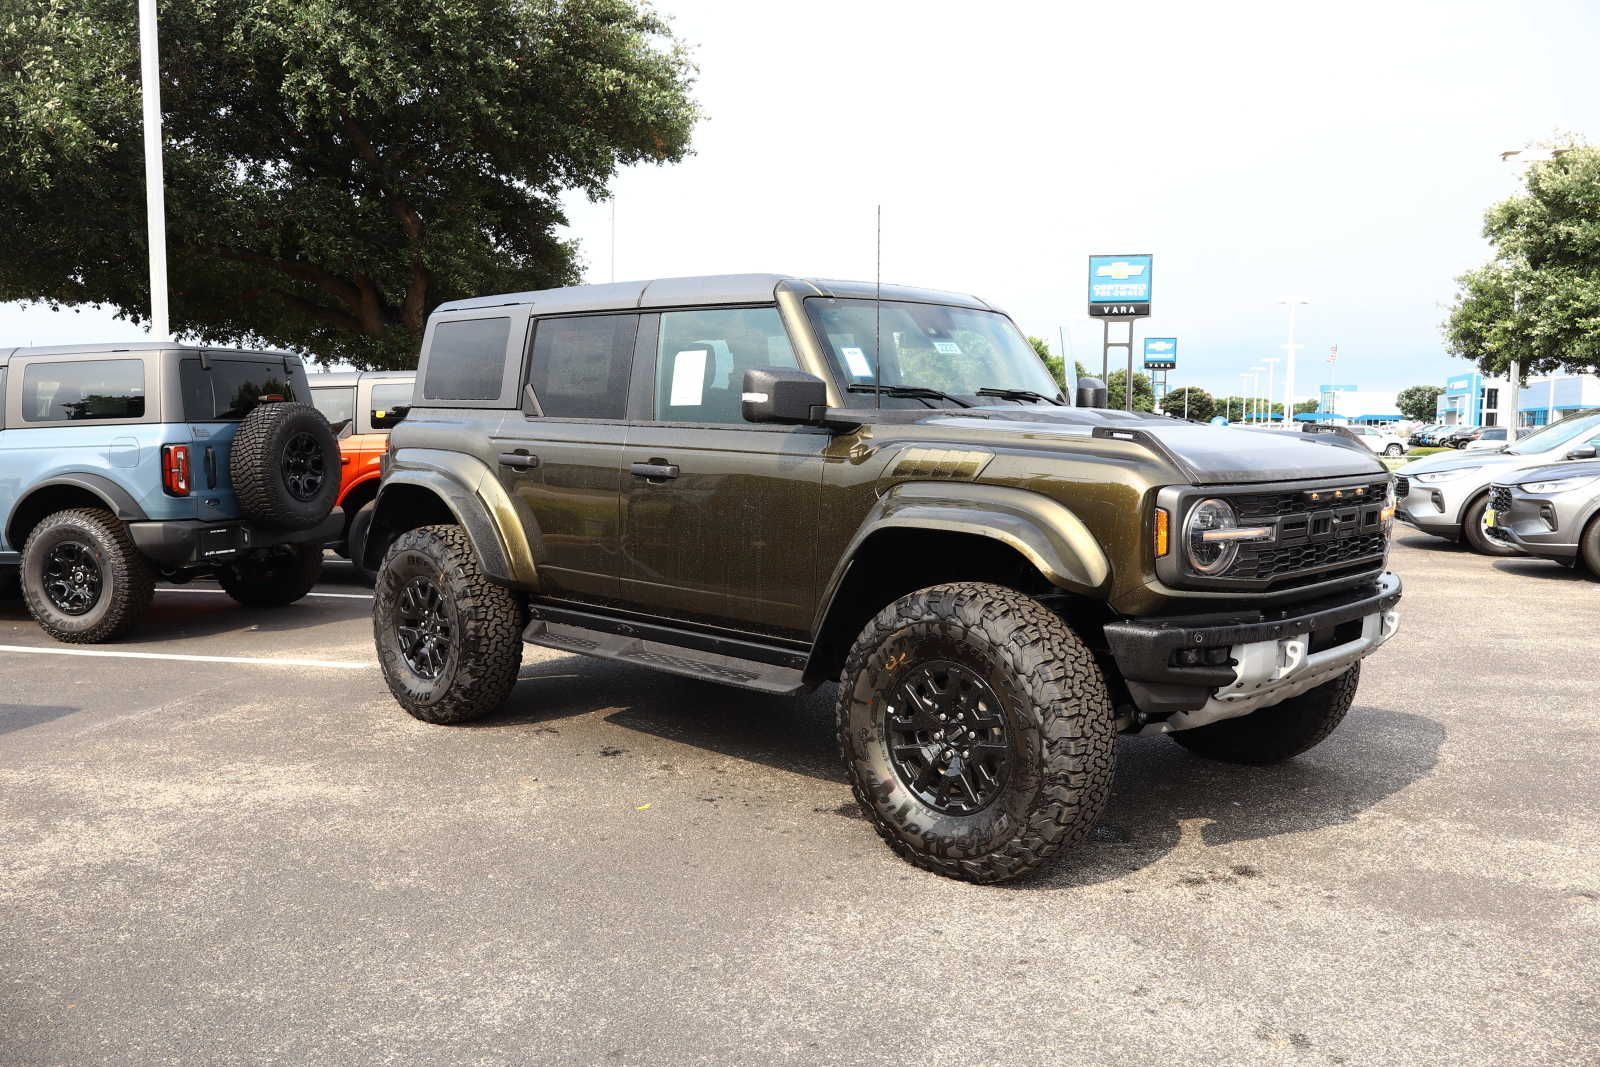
[
  {"xmin": 1249, "ymin": 366, "xmax": 1265, "ymax": 423},
  {"xmin": 137, "ymin": 0, "xmax": 170, "ymax": 340},
  {"xmin": 1262, "ymin": 357, "xmax": 1280, "ymax": 425},
  {"xmin": 1239, "ymin": 372, "xmax": 1251, "ymax": 422},
  {"xmin": 1498, "ymin": 146, "xmax": 1570, "ymax": 434},
  {"xmin": 1279, "ymin": 298, "xmax": 1308, "ymax": 426}
]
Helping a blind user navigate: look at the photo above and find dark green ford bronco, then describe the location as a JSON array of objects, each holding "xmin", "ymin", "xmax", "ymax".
[{"xmin": 362, "ymin": 274, "xmax": 1402, "ymax": 883}]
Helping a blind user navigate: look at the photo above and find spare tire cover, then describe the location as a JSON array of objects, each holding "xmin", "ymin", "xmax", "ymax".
[{"xmin": 230, "ymin": 402, "xmax": 341, "ymax": 530}]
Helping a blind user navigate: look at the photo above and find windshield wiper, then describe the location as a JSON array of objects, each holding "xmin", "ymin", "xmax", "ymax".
[
  {"xmin": 976, "ymin": 387, "xmax": 1064, "ymax": 406},
  {"xmin": 847, "ymin": 384, "xmax": 972, "ymax": 408}
]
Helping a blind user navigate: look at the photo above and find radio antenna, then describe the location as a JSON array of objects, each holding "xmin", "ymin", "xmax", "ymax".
[{"xmin": 874, "ymin": 204, "xmax": 882, "ymax": 409}]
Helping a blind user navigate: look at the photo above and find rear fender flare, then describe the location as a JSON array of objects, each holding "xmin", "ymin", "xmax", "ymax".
[
  {"xmin": 811, "ymin": 481, "xmax": 1111, "ymax": 635},
  {"xmin": 364, "ymin": 448, "xmax": 538, "ymax": 588},
  {"xmin": 5, "ymin": 473, "xmax": 147, "ymax": 549}
]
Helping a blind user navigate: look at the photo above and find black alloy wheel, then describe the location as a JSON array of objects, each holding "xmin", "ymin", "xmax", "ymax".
[
  {"xmin": 41, "ymin": 540, "xmax": 102, "ymax": 615},
  {"xmin": 282, "ymin": 430, "xmax": 327, "ymax": 503},
  {"xmin": 885, "ymin": 660, "xmax": 1011, "ymax": 815},
  {"xmin": 396, "ymin": 575, "xmax": 453, "ymax": 680}
]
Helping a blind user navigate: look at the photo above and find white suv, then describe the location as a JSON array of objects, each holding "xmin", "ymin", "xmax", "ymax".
[{"xmin": 1345, "ymin": 425, "xmax": 1408, "ymax": 458}]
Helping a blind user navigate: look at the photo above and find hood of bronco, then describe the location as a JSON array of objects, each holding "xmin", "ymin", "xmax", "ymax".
[{"xmin": 914, "ymin": 406, "xmax": 1386, "ymax": 485}]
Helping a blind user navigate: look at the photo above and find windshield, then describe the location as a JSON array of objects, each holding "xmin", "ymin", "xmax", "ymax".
[
  {"xmin": 1507, "ymin": 411, "xmax": 1600, "ymax": 455},
  {"xmin": 804, "ymin": 298, "xmax": 1063, "ymax": 407}
]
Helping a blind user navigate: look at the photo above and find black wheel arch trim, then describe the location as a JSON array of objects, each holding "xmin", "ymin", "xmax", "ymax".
[{"xmin": 5, "ymin": 473, "xmax": 148, "ymax": 548}]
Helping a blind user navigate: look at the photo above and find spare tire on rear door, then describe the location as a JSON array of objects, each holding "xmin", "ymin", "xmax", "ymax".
[{"xmin": 230, "ymin": 402, "xmax": 340, "ymax": 530}]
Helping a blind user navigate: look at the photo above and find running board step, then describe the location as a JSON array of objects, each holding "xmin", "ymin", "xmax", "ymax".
[{"xmin": 523, "ymin": 617, "xmax": 808, "ymax": 695}]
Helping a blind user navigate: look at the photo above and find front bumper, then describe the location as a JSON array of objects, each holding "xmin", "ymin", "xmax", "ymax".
[
  {"xmin": 1394, "ymin": 476, "xmax": 1465, "ymax": 538},
  {"xmin": 1484, "ymin": 488, "xmax": 1580, "ymax": 560},
  {"xmin": 1103, "ymin": 571, "xmax": 1402, "ymax": 728},
  {"xmin": 129, "ymin": 510, "xmax": 343, "ymax": 570}
]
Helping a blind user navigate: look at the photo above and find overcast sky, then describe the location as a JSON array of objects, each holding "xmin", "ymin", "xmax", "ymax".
[{"xmin": 6, "ymin": 0, "xmax": 1597, "ymax": 405}]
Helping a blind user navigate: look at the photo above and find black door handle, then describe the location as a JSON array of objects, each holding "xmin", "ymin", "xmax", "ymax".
[
  {"xmin": 498, "ymin": 451, "xmax": 539, "ymax": 470},
  {"xmin": 630, "ymin": 461, "xmax": 680, "ymax": 481}
]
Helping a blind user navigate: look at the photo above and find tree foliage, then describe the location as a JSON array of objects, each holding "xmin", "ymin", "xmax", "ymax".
[
  {"xmin": 1105, "ymin": 368, "xmax": 1154, "ymax": 412},
  {"xmin": 1159, "ymin": 386, "xmax": 1213, "ymax": 422},
  {"xmin": 1396, "ymin": 384, "xmax": 1444, "ymax": 421},
  {"xmin": 0, "ymin": 0, "xmax": 698, "ymax": 368},
  {"xmin": 1026, "ymin": 335, "xmax": 1068, "ymax": 392},
  {"xmin": 1444, "ymin": 143, "xmax": 1600, "ymax": 378}
]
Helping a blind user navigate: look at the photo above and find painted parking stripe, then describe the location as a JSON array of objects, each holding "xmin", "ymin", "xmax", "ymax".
[
  {"xmin": 0, "ymin": 644, "xmax": 371, "ymax": 670},
  {"xmin": 154, "ymin": 588, "xmax": 374, "ymax": 600}
]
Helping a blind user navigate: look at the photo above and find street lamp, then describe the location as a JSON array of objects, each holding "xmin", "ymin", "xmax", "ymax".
[
  {"xmin": 1248, "ymin": 366, "xmax": 1265, "ymax": 423},
  {"xmin": 1498, "ymin": 146, "xmax": 1570, "ymax": 433},
  {"xmin": 137, "ymin": 0, "xmax": 170, "ymax": 340},
  {"xmin": 1279, "ymin": 298, "xmax": 1309, "ymax": 426},
  {"xmin": 1239, "ymin": 372, "xmax": 1252, "ymax": 422},
  {"xmin": 1262, "ymin": 357, "xmax": 1280, "ymax": 425}
]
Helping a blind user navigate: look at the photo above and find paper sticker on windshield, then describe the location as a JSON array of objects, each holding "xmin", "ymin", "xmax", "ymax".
[
  {"xmin": 933, "ymin": 340, "xmax": 962, "ymax": 356},
  {"xmin": 841, "ymin": 346, "xmax": 873, "ymax": 379},
  {"xmin": 670, "ymin": 349, "xmax": 707, "ymax": 406}
]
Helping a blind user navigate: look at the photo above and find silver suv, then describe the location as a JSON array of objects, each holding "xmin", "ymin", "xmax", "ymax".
[
  {"xmin": 1394, "ymin": 410, "xmax": 1600, "ymax": 555},
  {"xmin": 1485, "ymin": 458, "xmax": 1600, "ymax": 573}
]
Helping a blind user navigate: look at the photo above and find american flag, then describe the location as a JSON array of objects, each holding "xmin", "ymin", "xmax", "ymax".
[{"xmin": 1327, "ymin": 345, "xmax": 1338, "ymax": 364}]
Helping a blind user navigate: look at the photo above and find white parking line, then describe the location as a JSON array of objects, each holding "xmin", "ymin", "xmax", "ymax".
[
  {"xmin": 0, "ymin": 644, "xmax": 371, "ymax": 670},
  {"xmin": 154, "ymin": 588, "xmax": 374, "ymax": 600}
]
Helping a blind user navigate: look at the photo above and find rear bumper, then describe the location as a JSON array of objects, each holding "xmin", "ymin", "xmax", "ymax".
[
  {"xmin": 1103, "ymin": 571, "xmax": 1402, "ymax": 723},
  {"xmin": 128, "ymin": 510, "xmax": 343, "ymax": 569}
]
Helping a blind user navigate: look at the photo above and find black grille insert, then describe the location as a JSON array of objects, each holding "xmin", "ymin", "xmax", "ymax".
[{"xmin": 1490, "ymin": 486, "xmax": 1513, "ymax": 514}]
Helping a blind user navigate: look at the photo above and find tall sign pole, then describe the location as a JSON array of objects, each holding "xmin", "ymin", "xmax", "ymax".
[
  {"xmin": 1280, "ymin": 298, "xmax": 1309, "ymax": 426},
  {"xmin": 1087, "ymin": 254, "xmax": 1153, "ymax": 411},
  {"xmin": 138, "ymin": 0, "xmax": 171, "ymax": 340}
]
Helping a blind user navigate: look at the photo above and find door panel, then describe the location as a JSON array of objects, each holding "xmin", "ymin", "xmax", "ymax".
[
  {"xmin": 619, "ymin": 424, "xmax": 827, "ymax": 636},
  {"xmin": 492, "ymin": 417, "xmax": 627, "ymax": 602}
]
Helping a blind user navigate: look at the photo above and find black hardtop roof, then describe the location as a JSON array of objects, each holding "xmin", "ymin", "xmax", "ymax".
[
  {"xmin": 0, "ymin": 343, "xmax": 301, "ymax": 369},
  {"xmin": 432, "ymin": 273, "xmax": 998, "ymax": 317}
]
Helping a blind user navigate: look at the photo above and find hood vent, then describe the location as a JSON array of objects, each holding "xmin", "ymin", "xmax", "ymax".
[{"xmin": 890, "ymin": 447, "xmax": 993, "ymax": 481}]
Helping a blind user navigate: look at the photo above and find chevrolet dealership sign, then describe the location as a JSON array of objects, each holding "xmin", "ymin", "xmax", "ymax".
[
  {"xmin": 1143, "ymin": 337, "xmax": 1177, "ymax": 370},
  {"xmin": 1087, "ymin": 254, "xmax": 1153, "ymax": 317}
]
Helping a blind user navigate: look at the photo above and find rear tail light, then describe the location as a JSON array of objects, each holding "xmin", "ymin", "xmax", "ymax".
[{"xmin": 161, "ymin": 444, "xmax": 191, "ymax": 496}]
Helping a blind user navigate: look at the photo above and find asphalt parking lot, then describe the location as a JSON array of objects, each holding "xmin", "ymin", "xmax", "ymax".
[{"xmin": 2, "ymin": 537, "xmax": 1597, "ymax": 1065}]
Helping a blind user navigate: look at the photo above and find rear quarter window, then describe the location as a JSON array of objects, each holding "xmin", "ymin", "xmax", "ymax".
[
  {"xmin": 423, "ymin": 317, "xmax": 511, "ymax": 401},
  {"xmin": 21, "ymin": 359, "xmax": 146, "ymax": 422}
]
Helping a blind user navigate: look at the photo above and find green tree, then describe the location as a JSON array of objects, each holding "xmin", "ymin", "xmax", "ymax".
[
  {"xmin": 1396, "ymin": 385, "xmax": 1444, "ymax": 421},
  {"xmin": 1026, "ymin": 335, "xmax": 1068, "ymax": 392},
  {"xmin": 1106, "ymin": 369, "xmax": 1154, "ymax": 412},
  {"xmin": 1294, "ymin": 399, "xmax": 1322, "ymax": 416},
  {"xmin": 1445, "ymin": 143, "xmax": 1600, "ymax": 378},
  {"xmin": 0, "ymin": 0, "xmax": 698, "ymax": 368},
  {"xmin": 1159, "ymin": 386, "xmax": 1214, "ymax": 421}
]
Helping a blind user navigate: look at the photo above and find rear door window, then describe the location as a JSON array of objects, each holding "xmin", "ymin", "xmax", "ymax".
[
  {"xmin": 368, "ymin": 381, "xmax": 417, "ymax": 430},
  {"xmin": 311, "ymin": 386, "xmax": 356, "ymax": 428},
  {"xmin": 423, "ymin": 317, "xmax": 511, "ymax": 401},
  {"xmin": 526, "ymin": 314, "xmax": 637, "ymax": 420},
  {"xmin": 180, "ymin": 358, "xmax": 297, "ymax": 421},
  {"xmin": 21, "ymin": 359, "xmax": 146, "ymax": 422}
]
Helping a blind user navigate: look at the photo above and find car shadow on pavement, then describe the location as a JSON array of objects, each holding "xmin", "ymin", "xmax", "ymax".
[
  {"xmin": 472, "ymin": 654, "xmax": 848, "ymax": 780},
  {"xmin": 1026, "ymin": 705, "xmax": 1446, "ymax": 890},
  {"xmin": 0, "ymin": 703, "xmax": 80, "ymax": 736},
  {"xmin": 1491, "ymin": 558, "xmax": 1591, "ymax": 582},
  {"xmin": 130, "ymin": 588, "xmax": 373, "ymax": 642},
  {"xmin": 1394, "ymin": 532, "xmax": 1470, "ymax": 553}
]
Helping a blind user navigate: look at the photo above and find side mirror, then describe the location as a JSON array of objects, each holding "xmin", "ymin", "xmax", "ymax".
[
  {"xmin": 371, "ymin": 405, "xmax": 409, "ymax": 430},
  {"xmin": 1076, "ymin": 377, "xmax": 1109, "ymax": 409},
  {"xmin": 741, "ymin": 368, "xmax": 828, "ymax": 426},
  {"xmin": 1565, "ymin": 444, "xmax": 1598, "ymax": 460}
]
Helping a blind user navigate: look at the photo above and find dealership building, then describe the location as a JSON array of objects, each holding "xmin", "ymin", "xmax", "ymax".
[{"xmin": 1435, "ymin": 370, "xmax": 1600, "ymax": 428}]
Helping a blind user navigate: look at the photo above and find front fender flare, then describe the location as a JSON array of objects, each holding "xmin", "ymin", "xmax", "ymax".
[
  {"xmin": 366, "ymin": 448, "xmax": 539, "ymax": 588},
  {"xmin": 813, "ymin": 481, "xmax": 1112, "ymax": 632}
]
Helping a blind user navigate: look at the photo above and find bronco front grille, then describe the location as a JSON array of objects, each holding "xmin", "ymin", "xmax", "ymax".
[
  {"xmin": 1490, "ymin": 485, "xmax": 1513, "ymax": 513},
  {"xmin": 1230, "ymin": 532, "xmax": 1388, "ymax": 582}
]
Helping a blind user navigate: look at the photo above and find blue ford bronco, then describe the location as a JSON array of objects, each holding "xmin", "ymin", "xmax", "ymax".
[{"xmin": 0, "ymin": 343, "xmax": 342, "ymax": 642}]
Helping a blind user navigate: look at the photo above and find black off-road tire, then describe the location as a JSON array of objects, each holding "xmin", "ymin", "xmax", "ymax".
[
  {"xmin": 1171, "ymin": 663, "xmax": 1360, "ymax": 765},
  {"xmin": 215, "ymin": 543, "xmax": 324, "ymax": 607},
  {"xmin": 344, "ymin": 500, "xmax": 378, "ymax": 586},
  {"xmin": 1462, "ymin": 492, "xmax": 1517, "ymax": 556},
  {"xmin": 374, "ymin": 525, "xmax": 524, "ymax": 725},
  {"xmin": 836, "ymin": 582, "xmax": 1117, "ymax": 884},
  {"xmin": 20, "ymin": 508, "xmax": 154, "ymax": 643},
  {"xmin": 230, "ymin": 402, "xmax": 340, "ymax": 530}
]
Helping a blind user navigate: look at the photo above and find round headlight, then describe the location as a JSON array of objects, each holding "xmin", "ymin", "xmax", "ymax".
[{"xmin": 1186, "ymin": 498, "xmax": 1240, "ymax": 575}]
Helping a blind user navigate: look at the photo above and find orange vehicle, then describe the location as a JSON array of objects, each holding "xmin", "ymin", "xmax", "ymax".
[{"xmin": 307, "ymin": 371, "xmax": 415, "ymax": 579}]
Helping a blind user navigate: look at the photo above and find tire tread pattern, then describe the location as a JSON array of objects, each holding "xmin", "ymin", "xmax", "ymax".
[
  {"xmin": 21, "ymin": 508, "xmax": 154, "ymax": 643},
  {"xmin": 375, "ymin": 524, "xmax": 524, "ymax": 725},
  {"xmin": 836, "ymin": 582, "xmax": 1116, "ymax": 884}
]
